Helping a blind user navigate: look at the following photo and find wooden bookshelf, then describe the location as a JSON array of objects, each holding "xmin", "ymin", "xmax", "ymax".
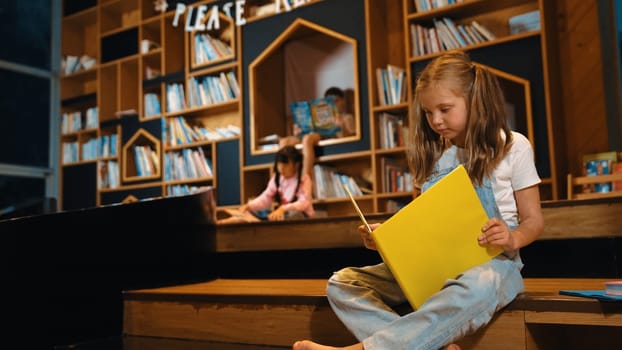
[
  {"xmin": 60, "ymin": 0, "xmax": 565, "ymax": 213},
  {"xmin": 59, "ymin": 0, "xmax": 242, "ymax": 210},
  {"xmin": 402, "ymin": 0, "xmax": 562, "ymax": 200}
]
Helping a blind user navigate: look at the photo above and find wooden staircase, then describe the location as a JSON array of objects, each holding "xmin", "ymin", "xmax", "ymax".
[
  {"xmin": 121, "ymin": 278, "xmax": 622, "ymax": 350},
  {"xmin": 5, "ymin": 190, "xmax": 621, "ymax": 349},
  {"xmin": 118, "ymin": 198, "xmax": 622, "ymax": 349}
]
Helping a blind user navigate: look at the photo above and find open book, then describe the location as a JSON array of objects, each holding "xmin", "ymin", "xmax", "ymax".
[
  {"xmin": 217, "ymin": 208, "xmax": 261, "ymax": 224},
  {"xmin": 349, "ymin": 165, "xmax": 502, "ymax": 309},
  {"xmin": 289, "ymin": 96, "xmax": 341, "ymax": 137}
]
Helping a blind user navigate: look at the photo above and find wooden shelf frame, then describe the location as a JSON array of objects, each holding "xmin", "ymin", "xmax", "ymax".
[
  {"xmin": 122, "ymin": 128, "xmax": 162, "ymax": 182},
  {"xmin": 247, "ymin": 18, "xmax": 362, "ymax": 157}
]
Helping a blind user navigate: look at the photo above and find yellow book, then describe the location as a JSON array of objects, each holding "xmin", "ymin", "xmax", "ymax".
[{"xmin": 370, "ymin": 165, "xmax": 503, "ymax": 309}]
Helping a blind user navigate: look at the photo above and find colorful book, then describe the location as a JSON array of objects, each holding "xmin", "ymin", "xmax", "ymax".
[
  {"xmin": 559, "ymin": 289, "xmax": 622, "ymax": 302},
  {"xmin": 606, "ymin": 281, "xmax": 622, "ymax": 296},
  {"xmin": 370, "ymin": 165, "xmax": 503, "ymax": 309},
  {"xmin": 289, "ymin": 96, "xmax": 341, "ymax": 137},
  {"xmin": 508, "ymin": 10, "xmax": 541, "ymax": 35}
]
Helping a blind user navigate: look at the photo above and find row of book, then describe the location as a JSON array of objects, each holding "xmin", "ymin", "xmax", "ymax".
[
  {"xmin": 377, "ymin": 112, "xmax": 407, "ymax": 149},
  {"xmin": 187, "ymin": 71, "xmax": 240, "ymax": 108},
  {"xmin": 410, "ymin": 18, "xmax": 495, "ymax": 57},
  {"xmin": 62, "ymin": 142, "xmax": 78, "ymax": 164},
  {"xmin": 61, "ymin": 107, "xmax": 99, "ymax": 134},
  {"xmin": 375, "ymin": 65, "xmax": 407, "ymax": 106},
  {"xmin": 63, "ymin": 140, "xmax": 100, "ymax": 163},
  {"xmin": 144, "ymin": 93, "xmax": 161, "ymax": 118},
  {"xmin": 61, "ymin": 134, "xmax": 118, "ymax": 164},
  {"xmin": 97, "ymin": 160, "xmax": 119, "ymax": 190},
  {"xmin": 581, "ymin": 151, "xmax": 622, "ymax": 193},
  {"xmin": 380, "ymin": 157, "xmax": 414, "ymax": 193},
  {"xmin": 164, "ymin": 148, "xmax": 213, "ymax": 182},
  {"xmin": 158, "ymin": 71, "xmax": 241, "ymax": 114},
  {"xmin": 167, "ymin": 184, "xmax": 204, "ymax": 197},
  {"xmin": 193, "ymin": 32, "xmax": 233, "ymax": 65},
  {"xmin": 166, "ymin": 82, "xmax": 188, "ymax": 113},
  {"xmin": 413, "ymin": 0, "xmax": 465, "ymax": 13},
  {"xmin": 313, "ymin": 164, "xmax": 370, "ymax": 200},
  {"xmin": 162, "ymin": 116, "xmax": 241, "ymax": 146},
  {"xmin": 133, "ymin": 145, "xmax": 159, "ymax": 177}
]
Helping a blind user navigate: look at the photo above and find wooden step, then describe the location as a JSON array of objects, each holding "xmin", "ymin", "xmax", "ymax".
[
  {"xmin": 123, "ymin": 278, "xmax": 622, "ymax": 349},
  {"xmin": 56, "ymin": 335, "xmax": 292, "ymax": 350},
  {"xmin": 122, "ymin": 278, "xmax": 357, "ymax": 347}
]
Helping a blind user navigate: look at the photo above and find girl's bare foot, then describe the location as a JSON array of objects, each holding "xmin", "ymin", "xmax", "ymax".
[
  {"xmin": 292, "ymin": 340, "xmax": 459, "ymax": 350},
  {"xmin": 292, "ymin": 340, "xmax": 363, "ymax": 350}
]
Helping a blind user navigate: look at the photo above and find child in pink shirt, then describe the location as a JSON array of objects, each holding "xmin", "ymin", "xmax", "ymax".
[{"xmin": 240, "ymin": 145, "xmax": 315, "ymax": 220}]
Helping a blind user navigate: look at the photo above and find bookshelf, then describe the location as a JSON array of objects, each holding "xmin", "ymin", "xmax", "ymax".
[
  {"xmin": 60, "ymin": 0, "xmax": 242, "ymax": 210},
  {"xmin": 60, "ymin": 0, "xmax": 564, "ymax": 214},
  {"xmin": 567, "ymin": 173, "xmax": 622, "ymax": 200},
  {"xmin": 247, "ymin": 17, "xmax": 361, "ymax": 156},
  {"xmin": 366, "ymin": 0, "xmax": 412, "ymax": 213},
  {"xmin": 402, "ymin": 0, "xmax": 562, "ymax": 200},
  {"xmin": 240, "ymin": 0, "xmax": 373, "ymax": 217}
]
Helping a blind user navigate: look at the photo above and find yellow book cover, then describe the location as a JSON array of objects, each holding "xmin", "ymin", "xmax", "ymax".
[{"xmin": 371, "ymin": 165, "xmax": 503, "ymax": 309}]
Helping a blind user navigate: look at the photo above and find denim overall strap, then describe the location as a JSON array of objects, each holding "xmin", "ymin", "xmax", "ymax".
[{"xmin": 421, "ymin": 146, "xmax": 502, "ymax": 221}]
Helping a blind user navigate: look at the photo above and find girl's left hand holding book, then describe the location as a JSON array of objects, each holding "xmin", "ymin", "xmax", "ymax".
[{"xmin": 358, "ymin": 222, "xmax": 381, "ymax": 250}]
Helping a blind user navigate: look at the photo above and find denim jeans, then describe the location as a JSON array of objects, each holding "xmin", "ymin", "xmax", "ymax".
[{"xmin": 326, "ymin": 148, "xmax": 524, "ymax": 349}]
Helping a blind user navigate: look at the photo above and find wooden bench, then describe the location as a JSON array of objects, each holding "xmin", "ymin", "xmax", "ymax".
[
  {"xmin": 213, "ymin": 197, "xmax": 622, "ymax": 252},
  {"xmin": 123, "ymin": 278, "xmax": 622, "ymax": 350},
  {"xmin": 458, "ymin": 278, "xmax": 622, "ymax": 349}
]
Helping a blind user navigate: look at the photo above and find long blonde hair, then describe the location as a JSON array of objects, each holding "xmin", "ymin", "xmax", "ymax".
[{"xmin": 407, "ymin": 50, "xmax": 513, "ymax": 186}]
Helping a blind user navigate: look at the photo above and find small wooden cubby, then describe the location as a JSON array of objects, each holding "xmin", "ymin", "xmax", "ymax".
[
  {"xmin": 122, "ymin": 128, "xmax": 161, "ymax": 182},
  {"xmin": 247, "ymin": 18, "xmax": 361, "ymax": 155},
  {"xmin": 189, "ymin": 11, "xmax": 236, "ymax": 70}
]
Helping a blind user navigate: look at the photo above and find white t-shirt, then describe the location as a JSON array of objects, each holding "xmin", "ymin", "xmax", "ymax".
[
  {"xmin": 450, "ymin": 131, "xmax": 540, "ymax": 227},
  {"xmin": 490, "ymin": 131, "xmax": 541, "ymax": 227}
]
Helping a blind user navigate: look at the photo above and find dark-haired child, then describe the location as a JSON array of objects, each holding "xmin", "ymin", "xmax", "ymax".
[{"xmin": 240, "ymin": 145, "xmax": 315, "ymax": 221}]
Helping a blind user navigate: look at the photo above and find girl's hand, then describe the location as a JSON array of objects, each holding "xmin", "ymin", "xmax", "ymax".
[
  {"xmin": 268, "ymin": 206, "xmax": 285, "ymax": 221},
  {"xmin": 358, "ymin": 222, "xmax": 381, "ymax": 250},
  {"xmin": 478, "ymin": 217, "xmax": 516, "ymax": 252}
]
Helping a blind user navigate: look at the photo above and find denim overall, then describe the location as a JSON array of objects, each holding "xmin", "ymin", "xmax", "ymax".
[{"xmin": 326, "ymin": 146, "xmax": 525, "ymax": 350}]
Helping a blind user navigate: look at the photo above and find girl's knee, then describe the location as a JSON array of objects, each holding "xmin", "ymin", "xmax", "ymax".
[
  {"xmin": 326, "ymin": 268, "xmax": 356, "ymax": 296},
  {"xmin": 329, "ymin": 267, "xmax": 358, "ymax": 283}
]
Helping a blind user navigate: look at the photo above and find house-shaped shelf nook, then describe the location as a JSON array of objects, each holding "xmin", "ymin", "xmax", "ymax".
[
  {"xmin": 248, "ymin": 18, "xmax": 360, "ymax": 155},
  {"xmin": 476, "ymin": 63, "xmax": 555, "ymax": 200},
  {"xmin": 122, "ymin": 128, "xmax": 161, "ymax": 182},
  {"xmin": 482, "ymin": 64, "xmax": 534, "ymax": 147}
]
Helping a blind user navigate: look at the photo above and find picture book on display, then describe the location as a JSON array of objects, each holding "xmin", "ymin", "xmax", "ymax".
[
  {"xmin": 349, "ymin": 165, "xmax": 503, "ymax": 309},
  {"xmin": 289, "ymin": 95, "xmax": 341, "ymax": 137}
]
